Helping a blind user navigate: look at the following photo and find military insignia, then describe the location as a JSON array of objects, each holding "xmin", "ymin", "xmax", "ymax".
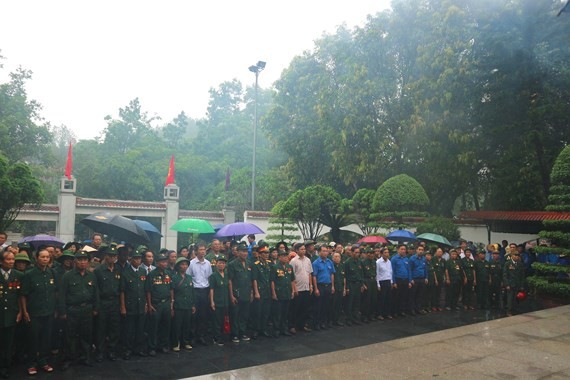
[
  {"xmin": 49, "ymin": 278, "xmax": 55, "ymax": 285},
  {"xmin": 116, "ymin": 274, "xmax": 121, "ymax": 280},
  {"xmin": 88, "ymin": 281, "xmax": 93, "ymax": 286},
  {"xmin": 140, "ymin": 275, "xmax": 146, "ymax": 281}
]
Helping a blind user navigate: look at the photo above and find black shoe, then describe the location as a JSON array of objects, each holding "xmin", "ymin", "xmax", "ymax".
[
  {"xmin": 251, "ymin": 332, "xmax": 258, "ymax": 340},
  {"xmin": 95, "ymin": 353, "xmax": 104, "ymax": 363},
  {"xmin": 241, "ymin": 335, "xmax": 250, "ymax": 342},
  {"xmin": 148, "ymin": 350, "xmax": 156, "ymax": 357},
  {"xmin": 213, "ymin": 338, "xmax": 224, "ymax": 346},
  {"xmin": 108, "ymin": 353, "xmax": 118, "ymax": 361}
]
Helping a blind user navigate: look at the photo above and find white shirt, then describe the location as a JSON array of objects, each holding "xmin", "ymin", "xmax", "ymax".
[
  {"xmin": 376, "ymin": 258, "xmax": 393, "ymax": 284},
  {"xmin": 290, "ymin": 255, "xmax": 313, "ymax": 291},
  {"xmin": 140, "ymin": 263, "xmax": 155, "ymax": 274},
  {"xmin": 1, "ymin": 268, "xmax": 11, "ymax": 280},
  {"xmin": 187, "ymin": 257, "xmax": 212, "ymax": 289},
  {"xmin": 459, "ymin": 252, "xmax": 474, "ymax": 261}
]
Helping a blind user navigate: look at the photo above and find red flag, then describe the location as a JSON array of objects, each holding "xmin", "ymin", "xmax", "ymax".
[
  {"xmin": 65, "ymin": 142, "xmax": 73, "ymax": 180},
  {"xmin": 225, "ymin": 167, "xmax": 231, "ymax": 191},
  {"xmin": 165, "ymin": 155, "xmax": 175, "ymax": 186}
]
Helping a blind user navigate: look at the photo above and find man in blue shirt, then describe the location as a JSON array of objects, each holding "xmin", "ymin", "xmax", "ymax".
[
  {"xmin": 391, "ymin": 244, "xmax": 411, "ymax": 317},
  {"xmin": 409, "ymin": 245, "xmax": 428, "ymax": 315},
  {"xmin": 247, "ymin": 235, "xmax": 256, "ymax": 260},
  {"xmin": 311, "ymin": 246, "xmax": 335, "ymax": 330}
]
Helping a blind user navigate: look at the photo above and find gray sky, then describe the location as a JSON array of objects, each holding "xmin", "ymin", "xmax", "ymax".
[{"xmin": 1, "ymin": 0, "xmax": 391, "ymax": 139}]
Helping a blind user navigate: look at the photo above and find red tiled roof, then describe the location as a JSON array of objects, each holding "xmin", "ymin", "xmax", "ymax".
[
  {"xmin": 178, "ymin": 210, "xmax": 224, "ymax": 219},
  {"xmin": 246, "ymin": 211, "xmax": 272, "ymax": 218},
  {"xmin": 20, "ymin": 204, "xmax": 59, "ymax": 213},
  {"xmin": 459, "ymin": 211, "xmax": 570, "ymax": 222},
  {"xmin": 76, "ymin": 197, "xmax": 166, "ymax": 210}
]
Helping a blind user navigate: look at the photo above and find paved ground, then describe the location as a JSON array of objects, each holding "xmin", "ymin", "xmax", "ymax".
[
  {"xmin": 9, "ymin": 297, "xmax": 567, "ymax": 379},
  {"xmin": 192, "ymin": 304, "xmax": 570, "ymax": 380}
]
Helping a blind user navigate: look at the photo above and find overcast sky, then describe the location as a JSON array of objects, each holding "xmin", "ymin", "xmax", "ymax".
[{"xmin": 1, "ymin": 0, "xmax": 391, "ymax": 139}]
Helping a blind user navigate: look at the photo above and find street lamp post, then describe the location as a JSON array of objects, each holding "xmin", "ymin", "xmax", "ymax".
[{"xmin": 248, "ymin": 60, "xmax": 265, "ymax": 211}]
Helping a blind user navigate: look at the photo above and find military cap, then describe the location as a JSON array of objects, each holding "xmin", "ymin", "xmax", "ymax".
[
  {"xmin": 258, "ymin": 240, "xmax": 269, "ymax": 249},
  {"xmin": 374, "ymin": 243, "xmax": 383, "ymax": 249},
  {"xmin": 74, "ymin": 251, "xmax": 90, "ymax": 259},
  {"xmin": 293, "ymin": 242, "xmax": 305, "ymax": 250},
  {"xmin": 174, "ymin": 257, "xmax": 190, "ymax": 268},
  {"xmin": 269, "ymin": 246, "xmax": 276, "ymax": 252},
  {"xmin": 17, "ymin": 242, "xmax": 32, "ymax": 252},
  {"xmin": 155, "ymin": 253, "xmax": 168, "ymax": 262},
  {"xmin": 477, "ymin": 250, "xmax": 486, "ymax": 255},
  {"xmin": 276, "ymin": 241, "xmax": 288, "ymax": 249},
  {"xmin": 58, "ymin": 250, "xmax": 76, "ymax": 262},
  {"xmin": 216, "ymin": 256, "xmax": 227, "ymax": 262},
  {"xmin": 230, "ymin": 240, "xmax": 239, "ymax": 247},
  {"xmin": 304, "ymin": 240, "xmax": 316, "ymax": 246},
  {"xmin": 464, "ymin": 247, "xmax": 472, "ymax": 253},
  {"xmin": 237, "ymin": 242, "xmax": 248, "ymax": 251},
  {"xmin": 103, "ymin": 245, "xmax": 118, "ymax": 255},
  {"xmin": 136, "ymin": 245, "xmax": 149, "ymax": 256},
  {"xmin": 278, "ymin": 249, "xmax": 288, "ymax": 257},
  {"xmin": 130, "ymin": 250, "xmax": 143, "ymax": 258},
  {"xmin": 14, "ymin": 252, "xmax": 31, "ymax": 263}
]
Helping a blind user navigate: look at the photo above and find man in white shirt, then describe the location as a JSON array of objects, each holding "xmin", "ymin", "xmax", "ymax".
[
  {"xmin": 0, "ymin": 232, "xmax": 8, "ymax": 250},
  {"xmin": 186, "ymin": 244, "xmax": 212, "ymax": 345},
  {"xmin": 288, "ymin": 242, "xmax": 313, "ymax": 334},
  {"xmin": 376, "ymin": 247, "xmax": 393, "ymax": 320},
  {"xmin": 140, "ymin": 249, "xmax": 156, "ymax": 274}
]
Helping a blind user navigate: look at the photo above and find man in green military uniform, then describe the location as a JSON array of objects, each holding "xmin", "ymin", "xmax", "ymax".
[
  {"xmin": 270, "ymin": 250, "xmax": 296, "ymax": 337},
  {"xmin": 431, "ymin": 248, "xmax": 446, "ymax": 310},
  {"xmin": 120, "ymin": 249, "xmax": 147, "ymax": 359},
  {"xmin": 424, "ymin": 250, "xmax": 438, "ymax": 312},
  {"xmin": 52, "ymin": 250, "xmax": 75, "ymax": 362},
  {"xmin": 94, "ymin": 246, "xmax": 121, "ymax": 362},
  {"xmin": 344, "ymin": 246, "xmax": 364, "ymax": 325},
  {"xmin": 251, "ymin": 242, "xmax": 272, "ymax": 338},
  {"xmin": 503, "ymin": 250, "xmax": 525, "ymax": 315},
  {"xmin": 145, "ymin": 253, "xmax": 174, "ymax": 355},
  {"xmin": 171, "ymin": 257, "xmax": 195, "ymax": 352},
  {"xmin": 359, "ymin": 248, "xmax": 377, "ymax": 323},
  {"xmin": 0, "ymin": 251, "xmax": 23, "ymax": 378},
  {"xmin": 445, "ymin": 249, "xmax": 465, "ymax": 310},
  {"xmin": 489, "ymin": 250, "xmax": 503, "ymax": 309},
  {"xmin": 227, "ymin": 242, "xmax": 253, "ymax": 343},
  {"xmin": 331, "ymin": 252, "xmax": 346, "ymax": 326},
  {"xmin": 205, "ymin": 239, "xmax": 226, "ymax": 268},
  {"xmin": 59, "ymin": 251, "xmax": 99, "ymax": 369},
  {"xmin": 461, "ymin": 248, "xmax": 476, "ymax": 310},
  {"xmin": 209, "ymin": 256, "xmax": 228, "ymax": 346},
  {"xmin": 474, "ymin": 250, "xmax": 491, "ymax": 309},
  {"xmin": 20, "ymin": 248, "xmax": 57, "ymax": 375}
]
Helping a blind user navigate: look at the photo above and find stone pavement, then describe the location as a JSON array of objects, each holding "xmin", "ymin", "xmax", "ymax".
[{"xmin": 191, "ymin": 305, "xmax": 570, "ymax": 380}]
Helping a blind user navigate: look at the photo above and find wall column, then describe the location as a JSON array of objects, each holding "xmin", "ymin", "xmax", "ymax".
[
  {"xmin": 162, "ymin": 184, "xmax": 179, "ymax": 249},
  {"xmin": 57, "ymin": 176, "xmax": 77, "ymax": 242}
]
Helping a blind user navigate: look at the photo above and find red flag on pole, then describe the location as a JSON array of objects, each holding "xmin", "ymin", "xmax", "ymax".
[
  {"xmin": 65, "ymin": 142, "xmax": 73, "ymax": 180},
  {"xmin": 225, "ymin": 167, "xmax": 231, "ymax": 191},
  {"xmin": 165, "ymin": 155, "xmax": 175, "ymax": 186}
]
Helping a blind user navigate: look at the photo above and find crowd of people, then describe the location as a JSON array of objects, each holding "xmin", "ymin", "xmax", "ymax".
[{"xmin": 0, "ymin": 231, "xmax": 531, "ymax": 378}]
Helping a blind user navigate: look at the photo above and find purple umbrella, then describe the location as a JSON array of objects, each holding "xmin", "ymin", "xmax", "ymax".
[
  {"xmin": 214, "ymin": 222, "xmax": 264, "ymax": 238},
  {"xmin": 19, "ymin": 234, "xmax": 65, "ymax": 248}
]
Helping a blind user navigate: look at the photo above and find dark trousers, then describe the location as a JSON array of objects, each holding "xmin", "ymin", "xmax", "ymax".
[
  {"xmin": 490, "ymin": 280, "xmax": 502, "ymax": 309},
  {"xmin": 392, "ymin": 278, "xmax": 410, "ymax": 315},
  {"xmin": 331, "ymin": 289, "xmax": 344, "ymax": 323},
  {"xmin": 345, "ymin": 281, "xmax": 361, "ymax": 321},
  {"xmin": 360, "ymin": 279, "xmax": 377, "ymax": 319},
  {"xmin": 410, "ymin": 278, "xmax": 426, "ymax": 312},
  {"xmin": 313, "ymin": 283, "xmax": 332, "ymax": 327},
  {"xmin": 230, "ymin": 299, "xmax": 250, "ymax": 337},
  {"xmin": 272, "ymin": 299, "xmax": 290, "ymax": 334},
  {"xmin": 64, "ymin": 305, "xmax": 93, "ymax": 362},
  {"xmin": 251, "ymin": 297, "xmax": 271, "ymax": 333},
  {"xmin": 476, "ymin": 281, "xmax": 490, "ymax": 309},
  {"xmin": 429, "ymin": 283, "xmax": 443, "ymax": 308},
  {"xmin": 378, "ymin": 280, "xmax": 392, "ymax": 317},
  {"xmin": 446, "ymin": 281, "xmax": 461, "ymax": 309},
  {"xmin": 96, "ymin": 302, "xmax": 120, "ymax": 355},
  {"xmin": 0, "ymin": 326, "xmax": 15, "ymax": 372},
  {"xmin": 29, "ymin": 315, "xmax": 54, "ymax": 367},
  {"xmin": 125, "ymin": 313, "xmax": 146, "ymax": 354},
  {"xmin": 194, "ymin": 288, "xmax": 210, "ymax": 338},
  {"xmin": 148, "ymin": 301, "xmax": 171, "ymax": 350},
  {"xmin": 289, "ymin": 290, "xmax": 310, "ymax": 329},
  {"xmin": 462, "ymin": 280, "xmax": 474, "ymax": 308},
  {"xmin": 172, "ymin": 308, "xmax": 193, "ymax": 347},
  {"xmin": 212, "ymin": 306, "xmax": 227, "ymax": 341}
]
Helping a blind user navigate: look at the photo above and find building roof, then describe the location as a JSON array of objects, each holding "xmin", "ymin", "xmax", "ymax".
[
  {"xmin": 459, "ymin": 211, "xmax": 570, "ymax": 222},
  {"xmin": 76, "ymin": 197, "xmax": 166, "ymax": 210},
  {"xmin": 178, "ymin": 210, "xmax": 225, "ymax": 220},
  {"xmin": 20, "ymin": 204, "xmax": 59, "ymax": 213},
  {"xmin": 246, "ymin": 211, "xmax": 272, "ymax": 219}
]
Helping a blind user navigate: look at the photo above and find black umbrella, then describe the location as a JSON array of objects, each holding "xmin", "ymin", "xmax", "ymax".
[{"xmin": 80, "ymin": 212, "xmax": 150, "ymax": 244}]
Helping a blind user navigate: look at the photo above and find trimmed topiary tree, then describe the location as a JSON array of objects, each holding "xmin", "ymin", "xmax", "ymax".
[
  {"xmin": 416, "ymin": 216, "xmax": 461, "ymax": 242},
  {"xmin": 265, "ymin": 200, "xmax": 301, "ymax": 245},
  {"xmin": 529, "ymin": 145, "xmax": 570, "ymax": 298}
]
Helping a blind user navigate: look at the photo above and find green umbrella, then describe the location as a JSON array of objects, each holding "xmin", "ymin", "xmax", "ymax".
[
  {"xmin": 170, "ymin": 218, "xmax": 215, "ymax": 234},
  {"xmin": 417, "ymin": 233, "xmax": 452, "ymax": 247}
]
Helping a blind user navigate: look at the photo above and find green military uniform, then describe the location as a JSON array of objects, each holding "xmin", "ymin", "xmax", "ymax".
[
  {"xmin": 93, "ymin": 248, "xmax": 122, "ymax": 360},
  {"xmin": 59, "ymin": 253, "xmax": 99, "ymax": 365},
  {"xmin": 332, "ymin": 261, "xmax": 346, "ymax": 324},
  {"xmin": 431, "ymin": 256, "xmax": 446, "ymax": 309},
  {"xmin": 461, "ymin": 258, "xmax": 476, "ymax": 308},
  {"xmin": 171, "ymin": 258, "xmax": 195, "ymax": 350},
  {"xmin": 503, "ymin": 258, "xmax": 525, "ymax": 313},
  {"xmin": 360, "ymin": 255, "xmax": 377, "ymax": 321},
  {"xmin": 227, "ymin": 255, "xmax": 253, "ymax": 339},
  {"xmin": 489, "ymin": 257, "xmax": 503, "ymax": 309},
  {"xmin": 145, "ymin": 257, "xmax": 173, "ymax": 353},
  {"xmin": 270, "ymin": 258, "xmax": 295, "ymax": 337},
  {"xmin": 426, "ymin": 260, "xmax": 437, "ymax": 309},
  {"xmin": 344, "ymin": 257, "xmax": 363, "ymax": 323},
  {"xmin": 251, "ymin": 257, "xmax": 271, "ymax": 336},
  {"xmin": 0, "ymin": 268, "xmax": 23, "ymax": 377},
  {"xmin": 474, "ymin": 258, "xmax": 491, "ymax": 309},
  {"xmin": 205, "ymin": 252, "xmax": 227, "ymax": 268},
  {"xmin": 21, "ymin": 265, "xmax": 57, "ymax": 369},
  {"xmin": 52, "ymin": 250, "xmax": 75, "ymax": 356},
  {"xmin": 209, "ymin": 268, "xmax": 229, "ymax": 342},
  {"xmin": 445, "ymin": 258, "xmax": 464, "ymax": 309},
  {"xmin": 120, "ymin": 258, "xmax": 147, "ymax": 356}
]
